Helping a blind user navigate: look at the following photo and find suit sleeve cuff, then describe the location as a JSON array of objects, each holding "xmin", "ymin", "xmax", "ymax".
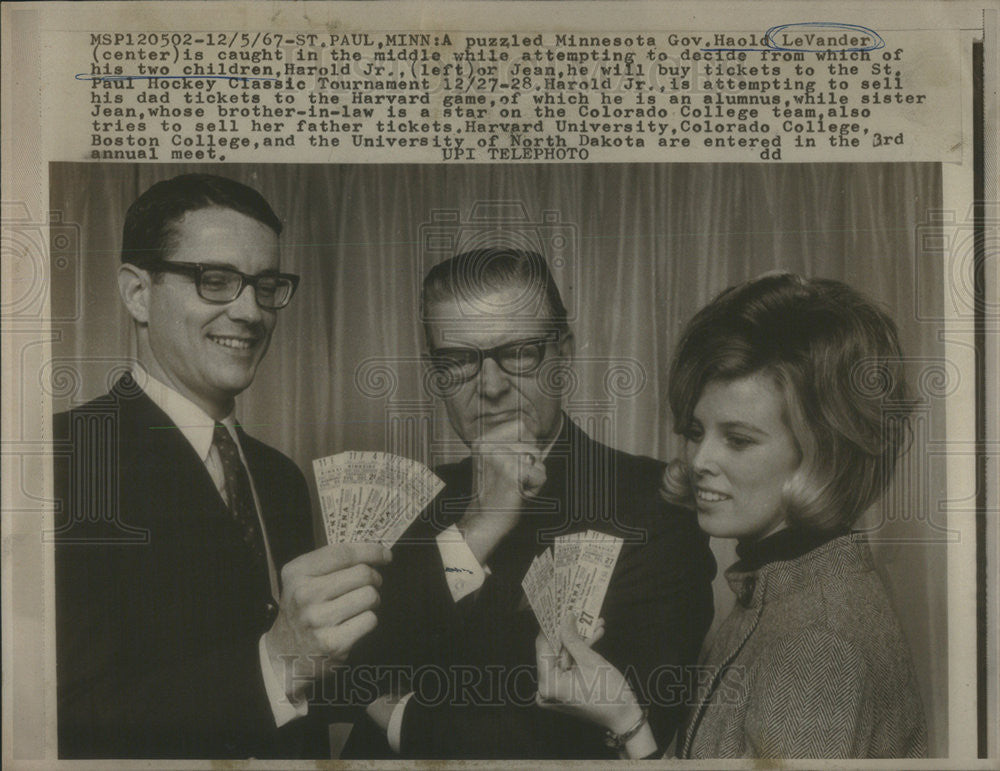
[
  {"xmin": 436, "ymin": 524, "xmax": 489, "ymax": 602},
  {"xmin": 258, "ymin": 633, "xmax": 308, "ymax": 728},
  {"xmin": 387, "ymin": 691, "xmax": 414, "ymax": 752}
]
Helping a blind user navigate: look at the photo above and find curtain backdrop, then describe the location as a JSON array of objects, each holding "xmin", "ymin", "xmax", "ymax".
[{"xmin": 49, "ymin": 162, "xmax": 946, "ymax": 753}]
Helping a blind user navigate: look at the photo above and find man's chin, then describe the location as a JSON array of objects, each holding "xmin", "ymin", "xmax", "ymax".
[
  {"xmin": 467, "ymin": 415, "xmax": 546, "ymax": 447},
  {"xmin": 210, "ymin": 370, "xmax": 257, "ymax": 401}
]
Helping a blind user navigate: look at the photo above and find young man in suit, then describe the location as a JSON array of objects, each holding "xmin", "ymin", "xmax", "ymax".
[
  {"xmin": 345, "ymin": 248, "xmax": 716, "ymax": 758},
  {"xmin": 54, "ymin": 174, "xmax": 389, "ymax": 758}
]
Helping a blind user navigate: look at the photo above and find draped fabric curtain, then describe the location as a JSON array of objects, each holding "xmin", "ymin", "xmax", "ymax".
[{"xmin": 49, "ymin": 161, "xmax": 946, "ymax": 753}]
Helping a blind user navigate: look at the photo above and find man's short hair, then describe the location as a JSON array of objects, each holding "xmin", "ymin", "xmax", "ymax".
[
  {"xmin": 420, "ymin": 248, "xmax": 569, "ymax": 344},
  {"xmin": 663, "ymin": 273, "xmax": 910, "ymax": 532},
  {"xmin": 121, "ymin": 174, "xmax": 282, "ymax": 269}
]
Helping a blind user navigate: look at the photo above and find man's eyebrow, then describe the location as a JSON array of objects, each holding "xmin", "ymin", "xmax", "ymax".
[
  {"xmin": 199, "ymin": 261, "xmax": 281, "ymax": 276},
  {"xmin": 430, "ymin": 345, "xmax": 471, "ymax": 353},
  {"xmin": 194, "ymin": 260, "xmax": 239, "ymax": 270},
  {"xmin": 432, "ymin": 337, "xmax": 549, "ymax": 352}
]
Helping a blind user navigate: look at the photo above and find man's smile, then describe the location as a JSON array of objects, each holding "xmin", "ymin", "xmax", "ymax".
[{"xmin": 208, "ymin": 333, "xmax": 260, "ymax": 351}]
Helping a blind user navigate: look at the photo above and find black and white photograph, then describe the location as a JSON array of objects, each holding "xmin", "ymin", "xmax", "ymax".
[
  {"xmin": 1, "ymin": 1, "xmax": 995, "ymax": 768},
  {"xmin": 46, "ymin": 162, "xmax": 948, "ymax": 759}
]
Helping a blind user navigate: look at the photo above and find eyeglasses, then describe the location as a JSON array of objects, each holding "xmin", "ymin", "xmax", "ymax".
[
  {"xmin": 148, "ymin": 260, "xmax": 299, "ymax": 309},
  {"xmin": 428, "ymin": 336, "xmax": 557, "ymax": 383}
]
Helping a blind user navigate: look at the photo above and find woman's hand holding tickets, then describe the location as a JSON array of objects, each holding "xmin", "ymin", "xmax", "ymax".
[
  {"xmin": 536, "ymin": 617, "xmax": 647, "ymax": 741},
  {"xmin": 264, "ymin": 542, "xmax": 392, "ymax": 702}
]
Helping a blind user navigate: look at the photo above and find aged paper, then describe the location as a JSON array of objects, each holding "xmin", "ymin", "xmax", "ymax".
[{"xmin": 2, "ymin": 1, "xmax": 996, "ymax": 767}]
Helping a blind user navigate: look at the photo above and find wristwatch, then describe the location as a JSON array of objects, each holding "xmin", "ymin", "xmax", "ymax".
[{"xmin": 603, "ymin": 706, "xmax": 649, "ymax": 752}]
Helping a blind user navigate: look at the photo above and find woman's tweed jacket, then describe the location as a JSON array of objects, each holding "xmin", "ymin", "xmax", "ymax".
[{"xmin": 679, "ymin": 534, "xmax": 926, "ymax": 759}]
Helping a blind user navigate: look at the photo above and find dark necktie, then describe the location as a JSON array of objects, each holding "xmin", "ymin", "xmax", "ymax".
[{"xmin": 213, "ymin": 423, "xmax": 267, "ymax": 569}]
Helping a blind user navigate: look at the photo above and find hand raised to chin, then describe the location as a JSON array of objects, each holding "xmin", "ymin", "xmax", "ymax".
[{"xmin": 460, "ymin": 419, "xmax": 547, "ymax": 563}]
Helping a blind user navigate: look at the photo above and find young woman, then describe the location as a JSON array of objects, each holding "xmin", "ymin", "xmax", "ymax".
[{"xmin": 535, "ymin": 274, "xmax": 927, "ymax": 759}]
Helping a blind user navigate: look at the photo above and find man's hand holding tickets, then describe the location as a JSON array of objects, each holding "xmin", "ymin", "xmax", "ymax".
[
  {"xmin": 460, "ymin": 419, "xmax": 547, "ymax": 564},
  {"xmin": 264, "ymin": 542, "xmax": 391, "ymax": 702}
]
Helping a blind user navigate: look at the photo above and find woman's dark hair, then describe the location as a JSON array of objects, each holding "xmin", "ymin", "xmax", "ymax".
[{"xmin": 121, "ymin": 174, "xmax": 282, "ymax": 268}]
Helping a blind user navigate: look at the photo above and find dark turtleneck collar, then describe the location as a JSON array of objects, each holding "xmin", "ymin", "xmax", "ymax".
[{"xmin": 733, "ymin": 526, "xmax": 846, "ymax": 573}]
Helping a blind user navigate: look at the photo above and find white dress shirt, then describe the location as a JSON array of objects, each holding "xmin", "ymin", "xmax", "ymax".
[{"xmin": 140, "ymin": 373, "xmax": 306, "ymax": 727}]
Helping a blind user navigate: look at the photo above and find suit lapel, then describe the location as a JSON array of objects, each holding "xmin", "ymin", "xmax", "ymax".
[
  {"xmin": 122, "ymin": 385, "xmax": 227, "ymax": 521},
  {"xmin": 528, "ymin": 416, "xmax": 575, "ymax": 543},
  {"xmin": 121, "ymin": 383, "xmax": 276, "ymax": 606},
  {"xmin": 239, "ymin": 428, "xmax": 316, "ymax": 582}
]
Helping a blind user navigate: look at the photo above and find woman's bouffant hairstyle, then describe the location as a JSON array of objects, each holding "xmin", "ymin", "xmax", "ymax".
[{"xmin": 663, "ymin": 273, "xmax": 911, "ymax": 532}]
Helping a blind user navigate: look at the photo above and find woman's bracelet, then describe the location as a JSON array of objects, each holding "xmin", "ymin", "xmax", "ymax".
[{"xmin": 603, "ymin": 706, "xmax": 649, "ymax": 752}]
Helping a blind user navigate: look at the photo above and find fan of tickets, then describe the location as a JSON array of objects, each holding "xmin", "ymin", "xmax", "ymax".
[
  {"xmin": 522, "ymin": 531, "xmax": 624, "ymax": 652},
  {"xmin": 312, "ymin": 451, "xmax": 445, "ymax": 548}
]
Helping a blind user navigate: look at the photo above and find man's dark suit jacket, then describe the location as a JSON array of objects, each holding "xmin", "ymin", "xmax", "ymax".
[
  {"xmin": 54, "ymin": 375, "xmax": 324, "ymax": 758},
  {"xmin": 345, "ymin": 416, "xmax": 716, "ymax": 759}
]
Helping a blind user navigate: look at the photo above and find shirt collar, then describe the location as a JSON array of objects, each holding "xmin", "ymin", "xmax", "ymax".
[
  {"xmin": 538, "ymin": 413, "xmax": 565, "ymax": 461},
  {"xmin": 139, "ymin": 372, "xmax": 238, "ymax": 463}
]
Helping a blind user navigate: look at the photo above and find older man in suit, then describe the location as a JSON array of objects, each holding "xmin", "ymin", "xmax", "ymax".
[
  {"xmin": 345, "ymin": 249, "xmax": 716, "ymax": 758},
  {"xmin": 54, "ymin": 174, "xmax": 389, "ymax": 758}
]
